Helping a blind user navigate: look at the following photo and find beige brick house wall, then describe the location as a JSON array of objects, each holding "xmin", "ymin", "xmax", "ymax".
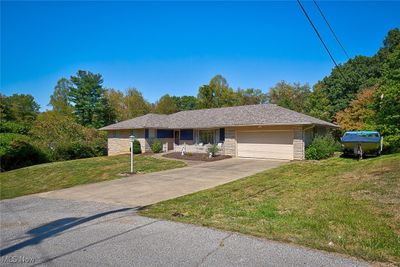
[{"xmin": 107, "ymin": 129, "xmax": 145, "ymax": 156}]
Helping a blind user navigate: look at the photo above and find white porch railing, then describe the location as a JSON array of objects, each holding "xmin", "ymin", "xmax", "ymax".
[{"xmin": 173, "ymin": 143, "xmax": 225, "ymax": 155}]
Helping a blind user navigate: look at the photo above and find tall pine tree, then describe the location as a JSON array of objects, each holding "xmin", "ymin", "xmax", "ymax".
[{"xmin": 68, "ymin": 70, "xmax": 114, "ymax": 128}]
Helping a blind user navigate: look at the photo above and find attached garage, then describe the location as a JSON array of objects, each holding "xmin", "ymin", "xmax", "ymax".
[{"xmin": 237, "ymin": 131, "xmax": 294, "ymax": 160}]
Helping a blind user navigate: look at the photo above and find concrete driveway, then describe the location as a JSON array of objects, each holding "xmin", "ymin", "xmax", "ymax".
[{"xmin": 37, "ymin": 158, "xmax": 287, "ymax": 206}]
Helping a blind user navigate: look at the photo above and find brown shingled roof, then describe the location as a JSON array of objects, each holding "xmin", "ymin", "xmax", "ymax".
[{"xmin": 100, "ymin": 104, "xmax": 338, "ymax": 130}]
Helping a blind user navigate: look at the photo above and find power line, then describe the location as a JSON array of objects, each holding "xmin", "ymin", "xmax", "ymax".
[
  {"xmin": 313, "ymin": 0, "xmax": 350, "ymax": 59},
  {"xmin": 296, "ymin": 0, "xmax": 347, "ymax": 81},
  {"xmin": 313, "ymin": 0, "xmax": 366, "ymax": 83}
]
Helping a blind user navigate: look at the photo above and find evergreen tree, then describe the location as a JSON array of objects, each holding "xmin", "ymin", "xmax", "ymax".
[{"xmin": 68, "ymin": 70, "xmax": 113, "ymax": 128}]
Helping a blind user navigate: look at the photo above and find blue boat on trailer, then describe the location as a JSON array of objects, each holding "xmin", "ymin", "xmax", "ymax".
[{"xmin": 340, "ymin": 131, "xmax": 383, "ymax": 158}]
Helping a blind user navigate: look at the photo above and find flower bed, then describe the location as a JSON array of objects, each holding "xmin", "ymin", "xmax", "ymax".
[{"xmin": 163, "ymin": 152, "xmax": 231, "ymax": 162}]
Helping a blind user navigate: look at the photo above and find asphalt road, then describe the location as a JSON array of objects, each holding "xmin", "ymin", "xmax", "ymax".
[{"xmin": 0, "ymin": 196, "xmax": 369, "ymax": 267}]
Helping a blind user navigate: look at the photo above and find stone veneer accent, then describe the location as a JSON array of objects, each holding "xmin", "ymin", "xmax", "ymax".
[
  {"xmin": 224, "ymin": 127, "xmax": 237, "ymax": 156},
  {"xmin": 293, "ymin": 126, "xmax": 305, "ymax": 160}
]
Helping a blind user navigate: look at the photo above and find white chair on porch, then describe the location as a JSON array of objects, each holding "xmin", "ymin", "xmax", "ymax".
[{"xmin": 162, "ymin": 143, "xmax": 168, "ymax": 153}]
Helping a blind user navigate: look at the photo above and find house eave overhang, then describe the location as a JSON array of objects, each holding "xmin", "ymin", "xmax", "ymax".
[{"xmin": 99, "ymin": 122, "xmax": 339, "ymax": 131}]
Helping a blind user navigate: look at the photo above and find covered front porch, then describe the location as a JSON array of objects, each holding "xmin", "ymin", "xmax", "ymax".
[{"xmin": 144, "ymin": 128, "xmax": 226, "ymax": 154}]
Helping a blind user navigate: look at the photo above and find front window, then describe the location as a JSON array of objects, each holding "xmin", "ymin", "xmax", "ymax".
[
  {"xmin": 157, "ymin": 129, "xmax": 174, "ymax": 138},
  {"xmin": 199, "ymin": 130, "xmax": 214, "ymax": 144},
  {"xmin": 180, "ymin": 129, "xmax": 193, "ymax": 140}
]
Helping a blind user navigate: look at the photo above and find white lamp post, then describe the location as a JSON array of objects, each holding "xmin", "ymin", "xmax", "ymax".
[{"xmin": 130, "ymin": 135, "xmax": 135, "ymax": 174}]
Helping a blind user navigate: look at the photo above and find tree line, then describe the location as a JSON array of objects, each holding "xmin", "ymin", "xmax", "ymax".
[
  {"xmin": 47, "ymin": 73, "xmax": 272, "ymax": 125},
  {"xmin": 47, "ymin": 71, "xmax": 313, "ymax": 124}
]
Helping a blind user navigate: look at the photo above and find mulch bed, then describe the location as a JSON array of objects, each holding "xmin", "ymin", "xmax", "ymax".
[{"xmin": 163, "ymin": 152, "xmax": 231, "ymax": 162}]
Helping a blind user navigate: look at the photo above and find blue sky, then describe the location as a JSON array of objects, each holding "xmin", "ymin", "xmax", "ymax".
[{"xmin": 1, "ymin": 1, "xmax": 399, "ymax": 111}]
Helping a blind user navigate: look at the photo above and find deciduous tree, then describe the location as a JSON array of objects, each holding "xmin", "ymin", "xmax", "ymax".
[
  {"xmin": 105, "ymin": 89, "xmax": 125, "ymax": 122},
  {"xmin": 209, "ymin": 75, "xmax": 236, "ymax": 107},
  {"xmin": 268, "ymin": 81, "xmax": 311, "ymax": 113},
  {"xmin": 236, "ymin": 88, "xmax": 267, "ymax": 105},
  {"xmin": 154, "ymin": 94, "xmax": 178, "ymax": 114},
  {"xmin": 124, "ymin": 88, "xmax": 152, "ymax": 119},
  {"xmin": 49, "ymin": 78, "xmax": 73, "ymax": 115},
  {"xmin": 172, "ymin": 95, "xmax": 197, "ymax": 111},
  {"xmin": 0, "ymin": 94, "xmax": 12, "ymax": 121},
  {"xmin": 336, "ymin": 87, "xmax": 377, "ymax": 131},
  {"xmin": 197, "ymin": 75, "xmax": 236, "ymax": 108},
  {"xmin": 307, "ymin": 29, "xmax": 400, "ymax": 121},
  {"xmin": 3, "ymin": 94, "xmax": 40, "ymax": 123},
  {"xmin": 197, "ymin": 85, "xmax": 215, "ymax": 109},
  {"xmin": 372, "ymin": 36, "xmax": 400, "ymax": 151},
  {"xmin": 304, "ymin": 84, "xmax": 331, "ymax": 121}
]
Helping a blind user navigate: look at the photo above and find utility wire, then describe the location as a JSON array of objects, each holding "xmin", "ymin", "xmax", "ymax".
[
  {"xmin": 313, "ymin": 0, "xmax": 350, "ymax": 59},
  {"xmin": 296, "ymin": 0, "xmax": 347, "ymax": 81},
  {"xmin": 313, "ymin": 0, "xmax": 366, "ymax": 83}
]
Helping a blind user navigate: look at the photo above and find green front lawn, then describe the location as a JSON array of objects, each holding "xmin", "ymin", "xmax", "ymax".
[
  {"xmin": 140, "ymin": 153, "xmax": 400, "ymax": 265},
  {"xmin": 0, "ymin": 155, "xmax": 186, "ymax": 200}
]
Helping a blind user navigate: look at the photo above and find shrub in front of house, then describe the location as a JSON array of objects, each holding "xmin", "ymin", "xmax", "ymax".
[
  {"xmin": 53, "ymin": 142, "xmax": 98, "ymax": 160},
  {"xmin": 133, "ymin": 139, "xmax": 142, "ymax": 154},
  {"xmin": 30, "ymin": 112, "xmax": 108, "ymax": 161},
  {"xmin": 305, "ymin": 134, "xmax": 341, "ymax": 160},
  {"xmin": 151, "ymin": 139, "xmax": 163, "ymax": 153},
  {"xmin": 304, "ymin": 146, "xmax": 319, "ymax": 160},
  {"xmin": 0, "ymin": 133, "xmax": 48, "ymax": 171},
  {"xmin": 208, "ymin": 144, "xmax": 220, "ymax": 157}
]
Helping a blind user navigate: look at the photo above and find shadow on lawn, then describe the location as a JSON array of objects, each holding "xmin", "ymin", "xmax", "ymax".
[
  {"xmin": 0, "ymin": 207, "xmax": 136, "ymax": 256},
  {"xmin": 339, "ymin": 153, "xmax": 381, "ymax": 160}
]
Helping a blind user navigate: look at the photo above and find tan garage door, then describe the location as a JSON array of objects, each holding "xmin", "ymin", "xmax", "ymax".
[{"xmin": 237, "ymin": 131, "xmax": 294, "ymax": 160}]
